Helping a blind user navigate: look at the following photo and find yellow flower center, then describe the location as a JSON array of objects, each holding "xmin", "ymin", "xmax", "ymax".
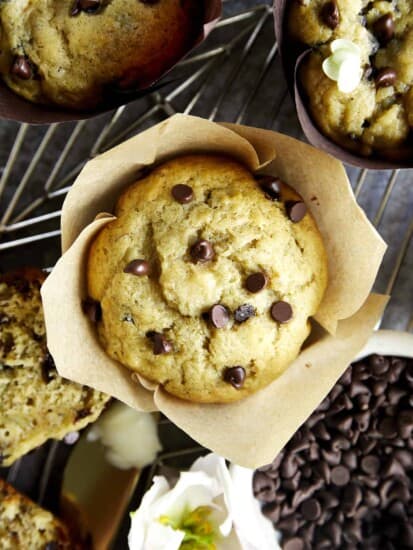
[{"xmin": 158, "ymin": 506, "xmax": 217, "ymax": 549}]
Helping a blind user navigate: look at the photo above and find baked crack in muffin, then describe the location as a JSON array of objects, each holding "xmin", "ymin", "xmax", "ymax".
[
  {"xmin": 0, "ymin": 268, "xmax": 110, "ymax": 467},
  {"xmin": 0, "ymin": 478, "xmax": 72, "ymax": 549},
  {"xmin": 87, "ymin": 155, "xmax": 328, "ymax": 403},
  {"xmin": 0, "ymin": 0, "xmax": 205, "ymax": 110},
  {"xmin": 289, "ymin": 0, "xmax": 413, "ymax": 159}
]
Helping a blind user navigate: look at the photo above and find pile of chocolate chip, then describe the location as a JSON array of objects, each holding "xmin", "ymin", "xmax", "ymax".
[{"xmin": 253, "ymin": 354, "xmax": 413, "ymax": 550}]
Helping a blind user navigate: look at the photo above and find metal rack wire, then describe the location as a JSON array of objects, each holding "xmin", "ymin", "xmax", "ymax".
[{"xmin": 0, "ymin": 0, "xmax": 412, "ymax": 545}]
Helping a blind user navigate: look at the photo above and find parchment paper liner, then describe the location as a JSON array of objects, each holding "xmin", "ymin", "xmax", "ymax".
[
  {"xmin": 42, "ymin": 114, "xmax": 387, "ymax": 467},
  {"xmin": 273, "ymin": 0, "xmax": 413, "ymax": 170},
  {"xmin": 0, "ymin": 0, "xmax": 221, "ymax": 124}
]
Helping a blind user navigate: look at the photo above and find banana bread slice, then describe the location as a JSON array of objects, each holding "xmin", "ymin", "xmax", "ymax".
[
  {"xmin": 0, "ymin": 478, "xmax": 71, "ymax": 549},
  {"xmin": 0, "ymin": 268, "xmax": 110, "ymax": 466}
]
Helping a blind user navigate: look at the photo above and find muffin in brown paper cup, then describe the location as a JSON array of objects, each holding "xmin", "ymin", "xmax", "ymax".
[
  {"xmin": 0, "ymin": 0, "xmax": 221, "ymax": 124},
  {"xmin": 41, "ymin": 114, "xmax": 388, "ymax": 468},
  {"xmin": 273, "ymin": 0, "xmax": 413, "ymax": 170}
]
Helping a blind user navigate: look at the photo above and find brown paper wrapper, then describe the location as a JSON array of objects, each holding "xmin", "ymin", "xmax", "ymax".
[
  {"xmin": 42, "ymin": 114, "xmax": 387, "ymax": 467},
  {"xmin": 273, "ymin": 0, "xmax": 413, "ymax": 170},
  {"xmin": 0, "ymin": 0, "xmax": 221, "ymax": 124}
]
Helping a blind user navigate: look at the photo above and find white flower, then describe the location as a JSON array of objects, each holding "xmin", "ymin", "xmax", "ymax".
[
  {"xmin": 128, "ymin": 453, "xmax": 281, "ymax": 550},
  {"xmin": 87, "ymin": 401, "xmax": 162, "ymax": 470},
  {"xmin": 322, "ymin": 39, "xmax": 363, "ymax": 93}
]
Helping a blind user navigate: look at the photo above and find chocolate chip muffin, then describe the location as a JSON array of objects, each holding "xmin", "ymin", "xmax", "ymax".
[
  {"xmin": 86, "ymin": 155, "xmax": 328, "ymax": 404},
  {"xmin": 0, "ymin": 268, "xmax": 110, "ymax": 466},
  {"xmin": 288, "ymin": 0, "xmax": 413, "ymax": 158},
  {"xmin": 0, "ymin": 0, "xmax": 204, "ymax": 110},
  {"xmin": 0, "ymin": 478, "xmax": 72, "ymax": 549},
  {"xmin": 254, "ymin": 353, "xmax": 413, "ymax": 549}
]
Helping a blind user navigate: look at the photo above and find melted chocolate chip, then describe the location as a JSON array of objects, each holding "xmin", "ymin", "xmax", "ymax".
[
  {"xmin": 172, "ymin": 184, "xmax": 194, "ymax": 204},
  {"xmin": 320, "ymin": 0, "xmax": 340, "ymax": 29},
  {"xmin": 270, "ymin": 301, "xmax": 293, "ymax": 323},
  {"xmin": 223, "ymin": 366, "xmax": 246, "ymax": 389},
  {"xmin": 209, "ymin": 304, "xmax": 230, "ymax": 329},
  {"xmin": 71, "ymin": 0, "xmax": 101, "ymax": 15},
  {"xmin": 41, "ymin": 351, "xmax": 57, "ymax": 384},
  {"xmin": 375, "ymin": 67, "xmax": 397, "ymax": 88},
  {"xmin": 234, "ymin": 304, "xmax": 256, "ymax": 323},
  {"xmin": 11, "ymin": 56, "xmax": 33, "ymax": 80},
  {"xmin": 190, "ymin": 240, "xmax": 215, "ymax": 263},
  {"xmin": 124, "ymin": 259, "xmax": 151, "ymax": 276},
  {"xmin": 146, "ymin": 331, "xmax": 173, "ymax": 355},
  {"xmin": 373, "ymin": 14, "xmax": 394, "ymax": 45},
  {"xmin": 246, "ymin": 272, "xmax": 268, "ymax": 293},
  {"xmin": 257, "ymin": 175, "xmax": 282, "ymax": 201},
  {"xmin": 286, "ymin": 201, "xmax": 307, "ymax": 223},
  {"xmin": 75, "ymin": 408, "xmax": 91, "ymax": 421}
]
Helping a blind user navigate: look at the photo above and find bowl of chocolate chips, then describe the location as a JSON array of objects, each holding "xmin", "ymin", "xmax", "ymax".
[{"xmin": 254, "ymin": 330, "xmax": 413, "ymax": 550}]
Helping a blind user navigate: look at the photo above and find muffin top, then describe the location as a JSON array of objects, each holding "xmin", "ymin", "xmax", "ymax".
[
  {"xmin": 0, "ymin": 0, "xmax": 204, "ymax": 110},
  {"xmin": 288, "ymin": 0, "xmax": 413, "ymax": 158},
  {"xmin": 87, "ymin": 154, "xmax": 328, "ymax": 403}
]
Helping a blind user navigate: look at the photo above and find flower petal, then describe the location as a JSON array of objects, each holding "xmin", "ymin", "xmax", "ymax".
[
  {"xmin": 128, "ymin": 476, "xmax": 171, "ymax": 549},
  {"xmin": 151, "ymin": 470, "xmax": 219, "ymax": 524},
  {"xmin": 145, "ymin": 522, "xmax": 185, "ymax": 550},
  {"xmin": 337, "ymin": 58, "xmax": 362, "ymax": 93},
  {"xmin": 331, "ymin": 39, "xmax": 360, "ymax": 56},
  {"xmin": 191, "ymin": 454, "xmax": 234, "ymax": 536}
]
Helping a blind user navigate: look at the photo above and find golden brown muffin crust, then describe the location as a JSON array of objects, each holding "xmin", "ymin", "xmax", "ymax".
[
  {"xmin": 87, "ymin": 155, "xmax": 328, "ymax": 403},
  {"xmin": 0, "ymin": 0, "xmax": 204, "ymax": 109}
]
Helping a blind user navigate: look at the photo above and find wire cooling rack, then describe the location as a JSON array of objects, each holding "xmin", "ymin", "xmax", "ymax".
[{"xmin": 0, "ymin": 0, "xmax": 412, "ymax": 546}]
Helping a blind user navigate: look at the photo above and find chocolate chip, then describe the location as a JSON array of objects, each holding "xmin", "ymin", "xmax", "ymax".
[
  {"xmin": 270, "ymin": 301, "xmax": 293, "ymax": 323},
  {"xmin": 45, "ymin": 543, "xmax": 58, "ymax": 550},
  {"xmin": 11, "ymin": 56, "xmax": 33, "ymax": 80},
  {"xmin": 190, "ymin": 240, "xmax": 215, "ymax": 263},
  {"xmin": 234, "ymin": 304, "xmax": 256, "ymax": 323},
  {"xmin": 343, "ymin": 484, "xmax": 362, "ymax": 517},
  {"xmin": 82, "ymin": 298, "xmax": 102, "ymax": 323},
  {"xmin": 281, "ymin": 454, "xmax": 299, "ymax": 479},
  {"xmin": 146, "ymin": 331, "xmax": 173, "ymax": 355},
  {"xmin": 246, "ymin": 272, "xmax": 268, "ymax": 293},
  {"xmin": 313, "ymin": 422, "xmax": 331, "ymax": 441},
  {"xmin": 254, "ymin": 472, "xmax": 276, "ymax": 502},
  {"xmin": 382, "ymin": 457, "xmax": 405, "ymax": 478},
  {"xmin": 375, "ymin": 67, "xmax": 397, "ymax": 88},
  {"xmin": 41, "ymin": 351, "xmax": 57, "ymax": 384},
  {"xmin": 331, "ymin": 465, "xmax": 350, "ymax": 486},
  {"xmin": 124, "ymin": 259, "xmax": 151, "ymax": 276},
  {"xmin": 209, "ymin": 304, "xmax": 230, "ymax": 329},
  {"xmin": 369, "ymin": 354, "xmax": 390, "ymax": 375},
  {"xmin": 262, "ymin": 502, "xmax": 281, "ymax": 522},
  {"xmin": 373, "ymin": 13, "xmax": 394, "ymax": 45},
  {"xmin": 301, "ymin": 498, "xmax": 321, "ymax": 521},
  {"xmin": 75, "ymin": 408, "xmax": 91, "ymax": 421},
  {"xmin": 172, "ymin": 184, "xmax": 194, "ymax": 204},
  {"xmin": 286, "ymin": 201, "xmax": 307, "ymax": 223},
  {"xmin": 256, "ymin": 175, "xmax": 282, "ymax": 201},
  {"xmin": 284, "ymin": 537, "xmax": 305, "ymax": 550},
  {"xmin": 379, "ymin": 417, "xmax": 398, "ymax": 438},
  {"xmin": 397, "ymin": 411, "xmax": 413, "ymax": 439},
  {"xmin": 223, "ymin": 366, "xmax": 245, "ymax": 389},
  {"xmin": 320, "ymin": 0, "xmax": 340, "ymax": 29},
  {"xmin": 71, "ymin": 0, "xmax": 101, "ymax": 15},
  {"xmin": 361, "ymin": 455, "xmax": 380, "ymax": 475}
]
